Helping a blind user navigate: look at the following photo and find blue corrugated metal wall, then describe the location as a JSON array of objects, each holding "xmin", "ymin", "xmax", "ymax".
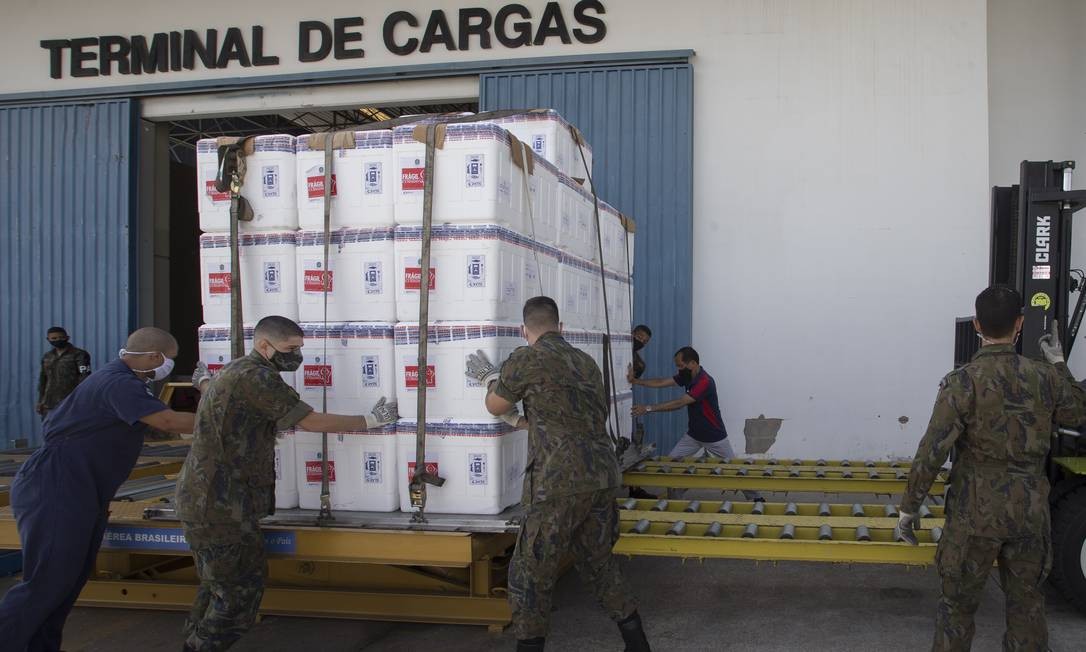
[
  {"xmin": 481, "ymin": 64, "xmax": 694, "ymax": 453},
  {"xmin": 0, "ymin": 100, "xmax": 135, "ymax": 447}
]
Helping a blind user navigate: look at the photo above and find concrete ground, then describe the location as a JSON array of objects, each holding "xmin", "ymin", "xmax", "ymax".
[{"xmin": 4, "ymin": 555, "xmax": 1086, "ymax": 651}]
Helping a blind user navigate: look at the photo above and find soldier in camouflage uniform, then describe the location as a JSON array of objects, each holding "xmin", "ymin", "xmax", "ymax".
[
  {"xmin": 899, "ymin": 286, "xmax": 1086, "ymax": 651},
  {"xmin": 175, "ymin": 316, "xmax": 399, "ymax": 651},
  {"xmin": 37, "ymin": 326, "xmax": 91, "ymax": 418},
  {"xmin": 466, "ymin": 296, "xmax": 650, "ymax": 652}
]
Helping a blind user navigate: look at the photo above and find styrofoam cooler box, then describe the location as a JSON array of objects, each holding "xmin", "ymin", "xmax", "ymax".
[
  {"xmin": 196, "ymin": 135, "xmax": 298, "ymax": 233},
  {"xmin": 557, "ymin": 175, "xmax": 596, "ymax": 261},
  {"xmin": 396, "ymin": 421, "xmax": 528, "ymax": 514},
  {"xmin": 608, "ymin": 332, "xmax": 634, "ymax": 393},
  {"xmin": 599, "ymin": 201, "xmax": 634, "ymax": 275},
  {"xmin": 394, "ymin": 322, "xmax": 523, "ymax": 422},
  {"xmin": 275, "ymin": 429, "xmax": 299, "ymax": 509},
  {"xmin": 296, "ymin": 228, "xmax": 396, "ymax": 322},
  {"xmin": 481, "ymin": 109, "xmax": 593, "ymax": 182},
  {"xmin": 199, "ymin": 231, "xmax": 299, "ymax": 323},
  {"xmin": 196, "ymin": 323, "xmax": 297, "ymax": 389},
  {"xmin": 523, "ymin": 154, "xmax": 561, "ymax": 247},
  {"xmin": 559, "ymin": 255, "xmax": 606, "ymax": 330},
  {"xmin": 393, "ymin": 225, "xmax": 561, "ymax": 323},
  {"xmin": 295, "ymin": 131, "xmax": 395, "ymax": 230},
  {"xmin": 392, "ymin": 123, "xmax": 529, "ymax": 230},
  {"xmin": 296, "ymin": 322, "xmax": 396, "ymax": 415},
  {"xmin": 605, "ymin": 275, "xmax": 632, "ymax": 333},
  {"xmin": 295, "ymin": 429, "xmax": 399, "ymax": 511},
  {"xmin": 607, "ymin": 391, "xmax": 635, "ymax": 442}
]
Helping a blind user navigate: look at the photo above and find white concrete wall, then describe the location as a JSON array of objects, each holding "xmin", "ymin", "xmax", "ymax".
[
  {"xmin": 1, "ymin": 1, "xmax": 993, "ymax": 457},
  {"xmin": 988, "ymin": 0, "xmax": 1086, "ymax": 377}
]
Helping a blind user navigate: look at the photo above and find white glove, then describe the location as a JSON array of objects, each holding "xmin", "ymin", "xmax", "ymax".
[
  {"xmin": 191, "ymin": 361, "xmax": 213, "ymax": 390},
  {"xmin": 465, "ymin": 350, "xmax": 500, "ymax": 388},
  {"xmin": 364, "ymin": 396, "xmax": 399, "ymax": 429},
  {"xmin": 1039, "ymin": 320, "xmax": 1065, "ymax": 364},
  {"xmin": 499, "ymin": 409, "xmax": 526, "ymax": 429},
  {"xmin": 897, "ymin": 511, "xmax": 919, "ymax": 546}
]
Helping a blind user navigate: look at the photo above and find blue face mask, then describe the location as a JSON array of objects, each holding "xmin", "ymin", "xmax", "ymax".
[{"xmin": 676, "ymin": 368, "xmax": 693, "ymax": 386}]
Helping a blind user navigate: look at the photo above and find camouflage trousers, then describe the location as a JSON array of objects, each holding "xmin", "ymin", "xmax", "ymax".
[
  {"xmin": 933, "ymin": 523, "xmax": 1050, "ymax": 652},
  {"xmin": 181, "ymin": 519, "xmax": 267, "ymax": 652},
  {"xmin": 509, "ymin": 489, "xmax": 638, "ymax": 639}
]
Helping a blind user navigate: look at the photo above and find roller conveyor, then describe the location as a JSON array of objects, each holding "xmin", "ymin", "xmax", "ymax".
[{"xmin": 624, "ymin": 458, "xmax": 947, "ymax": 494}]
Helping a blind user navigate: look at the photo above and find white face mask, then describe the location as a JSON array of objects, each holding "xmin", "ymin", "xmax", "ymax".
[{"xmin": 119, "ymin": 349, "xmax": 175, "ymax": 381}]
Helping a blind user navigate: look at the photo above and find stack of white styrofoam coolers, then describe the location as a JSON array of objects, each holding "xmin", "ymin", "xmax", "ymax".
[{"xmin": 194, "ymin": 111, "xmax": 635, "ymax": 516}]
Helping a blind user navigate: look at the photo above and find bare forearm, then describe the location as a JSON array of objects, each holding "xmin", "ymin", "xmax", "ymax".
[
  {"xmin": 632, "ymin": 377, "xmax": 675, "ymax": 389},
  {"xmin": 647, "ymin": 397, "xmax": 689, "ymax": 413},
  {"xmin": 297, "ymin": 412, "xmax": 368, "ymax": 433}
]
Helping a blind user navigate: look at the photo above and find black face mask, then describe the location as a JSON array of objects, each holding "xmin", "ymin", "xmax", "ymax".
[
  {"xmin": 270, "ymin": 349, "xmax": 303, "ymax": 372},
  {"xmin": 676, "ymin": 368, "xmax": 693, "ymax": 386},
  {"xmin": 49, "ymin": 339, "xmax": 69, "ymax": 349},
  {"xmin": 633, "ymin": 339, "xmax": 645, "ymax": 352}
]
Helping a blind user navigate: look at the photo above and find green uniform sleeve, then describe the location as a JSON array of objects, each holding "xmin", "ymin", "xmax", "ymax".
[
  {"xmin": 77, "ymin": 350, "xmax": 92, "ymax": 380},
  {"xmin": 37, "ymin": 357, "xmax": 46, "ymax": 404},
  {"xmin": 901, "ymin": 370, "xmax": 972, "ymax": 514},
  {"xmin": 1051, "ymin": 362, "xmax": 1086, "ymax": 427},
  {"xmin": 244, "ymin": 367, "xmax": 313, "ymax": 429},
  {"xmin": 493, "ymin": 347, "xmax": 530, "ymax": 405}
]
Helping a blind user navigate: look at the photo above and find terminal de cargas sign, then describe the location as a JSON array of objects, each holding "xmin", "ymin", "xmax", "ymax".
[{"xmin": 39, "ymin": 1, "xmax": 608, "ymax": 80}]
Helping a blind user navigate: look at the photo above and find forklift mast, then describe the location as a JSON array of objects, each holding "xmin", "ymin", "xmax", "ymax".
[{"xmin": 956, "ymin": 160, "xmax": 1086, "ymax": 366}]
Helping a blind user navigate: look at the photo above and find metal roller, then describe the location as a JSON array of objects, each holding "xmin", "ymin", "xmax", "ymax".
[
  {"xmin": 895, "ymin": 470, "xmax": 906, "ymax": 480},
  {"xmin": 718, "ymin": 500, "xmax": 733, "ymax": 514},
  {"xmin": 651, "ymin": 499, "xmax": 669, "ymax": 512},
  {"xmin": 751, "ymin": 501, "xmax": 766, "ymax": 515},
  {"xmin": 868, "ymin": 470, "xmax": 880, "ymax": 479},
  {"xmin": 918, "ymin": 505, "xmax": 933, "ymax": 518},
  {"xmin": 666, "ymin": 521, "xmax": 687, "ymax": 536},
  {"xmin": 883, "ymin": 504, "xmax": 899, "ymax": 518},
  {"xmin": 890, "ymin": 461, "xmax": 902, "ymax": 468},
  {"xmin": 705, "ymin": 521, "xmax": 723, "ymax": 537},
  {"xmin": 711, "ymin": 466, "xmax": 723, "ymax": 476},
  {"xmin": 818, "ymin": 502, "xmax": 832, "ymax": 517},
  {"xmin": 629, "ymin": 519, "xmax": 651, "ymax": 534},
  {"xmin": 818, "ymin": 524, "xmax": 833, "ymax": 540},
  {"xmin": 789, "ymin": 468, "xmax": 801, "ymax": 477},
  {"xmin": 621, "ymin": 498, "xmax": 638, "ymax": 511},
  {"xmin": 685, "ymin": 465, "xmax": 697, "ymax": 475},
  {"xmin": 657, "ymin": 465, "xmax": 671, "ymax": 474},
  {"xmin": 816, "ymin": 469, "xmax": 827, "ymax": 478},
  {"xmin": 720, "ymin": 457, "xmax": 732, "ymax": 465},
  {"xmin": 635, "ymin": 463, "xmax": 648, "ymax": 472},
  {"xmin": 737, "ymin": 467, "xmax": 748, "ymax": 476},
  {"xmin": 792, "ymin": 459, "xmax": 804, "ymax": 466},
  {"xmin": 865, "ymin": 460, "xmax": 876, "ymax": 468},
  {"xmin": 851, "ymin": 504, "xmax": 865, "ymax": 517},
  {"xmin": 767, "ymin": 458, "xmax": 779, "ymax": 465},
  {"xmin": 840, "ymin": 459, "xmax": 851, "ymax": 467},
  {"xmin": 780, "ymin": 524, "xmax": 796, "ymax": 540},
  {"xmin": 893, "ymin": 526, "xmax": 909, "ymax": 543},
  {"xmin": 762, "ymin": 468, "xmax": 774, "ymax": 477},
  {"xmin": 931, "ymin": 527, "xmax": 943, "ymax": 543},
  {"xmin": 684, "ymin": 500, "xmax": 701, "ymax": 513},
  {"xmin": 842, "ymin": 470, "xmax": 854, "ymax": 478},
  {"xmin": 784, "ymin": 502, "xmax": 798, "ymax": 516},
  {"xmin": 855, "ymin": 526, "xmax": 872, "ymax": 542},
  {"xmin": 742, "ymin": 523, "xmax": 759, "ymax": 538},
  {"xmin": 743, "ymin": 458, "xmax": 755, "ymax": 465},
  {"xmin": 817, "ymin": 459, "xmax": 827, "ymax": 466}
]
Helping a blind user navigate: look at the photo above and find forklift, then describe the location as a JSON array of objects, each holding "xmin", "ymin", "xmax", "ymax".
[{"xmin": 955, "ymin": 160, "xmax": 1086, "ymax": 613}]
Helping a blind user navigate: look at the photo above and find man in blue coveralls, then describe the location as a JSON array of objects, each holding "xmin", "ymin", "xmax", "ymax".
[{"xmin": 0, "ymin": 327, "xmax": 200, "ymax": 652}]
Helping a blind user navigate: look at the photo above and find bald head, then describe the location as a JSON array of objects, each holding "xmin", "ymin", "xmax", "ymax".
[{"xmin": 125, "ymin": 327, "xmax": 179, "ymax": 358}]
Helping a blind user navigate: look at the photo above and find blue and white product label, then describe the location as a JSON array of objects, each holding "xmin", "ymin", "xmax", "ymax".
[
  {"xmin": 466, "ymin": 154, "xmax": 484, "ymax": 188},
  {"xmin": 364, "ymin": 162, "xmax": 383, "ymax": 195},
  {"xmin": 361, "ymin": 355, "xmax": 380, "ymax": 388},
  {"xmin": 531, "ymin": 134, "xmax": 546, "ymax": 156},
  {"xmin": 262, "ymin": 164, "xmax": 280, "ymax": 198},
  {"xmin": 101, "ymin": 526, "xmax": 296, "ymax": 554},
  {"xmin": 469, "ymin": 453, "xmax": 488, "ymax": 486},
  {"xmin": 364, "ymin": 451, "xmax": 382, "ymax": 484},
  {"xmin": 466, "ymin": 254, "xmax": 486, "ymax": 289},
  {"xmin": 263, "ymin": 261, "xmax": 281, "ymax": 293},
  {"xmin": 364, "ymin": 261, "xmax": 382, "ymax": 295}
]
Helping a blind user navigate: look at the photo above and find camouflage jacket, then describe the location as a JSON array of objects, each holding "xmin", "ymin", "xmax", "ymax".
[
  {"xmin": 493, "ymin": 332, "xmax": 621, "ymax": 504},
  {"xmin": 38, "ymin": 346, "xmax": 91, "ymax": 409},
  {"xmin": 902, "ymin": 344, "xmax": 1086, "ymax": 538},
  {"xmin": 175, "ymin": 350, "xmax": 312, "ymax": 524}
]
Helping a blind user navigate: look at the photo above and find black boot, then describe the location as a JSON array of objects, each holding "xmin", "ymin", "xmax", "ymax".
[
  {"xmin": 617, "ymin": 611, "xmax": 651, "ymax": 652},
  {"xmin": 516, "ymin": 637, "xmax": 545, "ymax": 651}
]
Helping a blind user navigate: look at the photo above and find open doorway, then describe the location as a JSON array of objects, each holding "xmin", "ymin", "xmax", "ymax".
[{"xmin": 141, "ymin": 100, "xmax": 479, "ymax": 376}]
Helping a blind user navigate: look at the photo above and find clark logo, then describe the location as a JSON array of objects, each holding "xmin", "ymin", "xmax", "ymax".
[{"xmin": 1031, "ymin": 292, "xmax": 1052, "ymax": 311}]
